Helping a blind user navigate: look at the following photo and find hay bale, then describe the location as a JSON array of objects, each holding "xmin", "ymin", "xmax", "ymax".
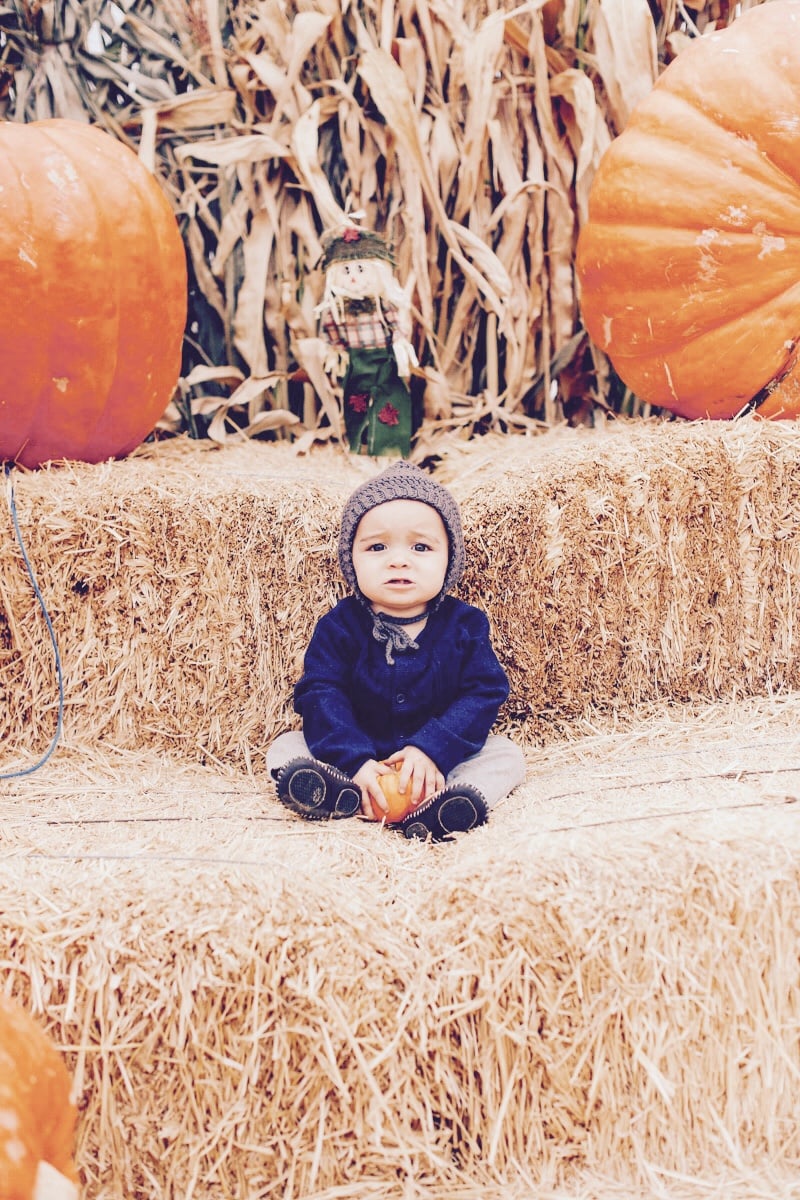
[
  {"xmin": 0, "ymin": 439, "xmax": 362, "ymax": 770},
  {"xmin": 3, "ymin": 417, "xmax": 800, "ymax": 769},
  {"xmin": 2, "ymin": 695, "xmax": 800, "ymax": 1198},
  {"xmin": 454, "ymin": 418, "xmax": 800, "ymax": 736}
]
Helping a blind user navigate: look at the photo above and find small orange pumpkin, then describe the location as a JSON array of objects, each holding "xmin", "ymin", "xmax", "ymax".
[
  {"xmin": 0, "ymin": 993, "xmax": 78, "ymax": 1199},
  {"xmin": 0, "ymin": 118, "xmax": 187, "ymax": 468},
  {"xmin": 576, "ymin": 0, "xmax": 800, "ymax": 419},
  {"xmin": 370, "ymin": 769, "xmax": 416, "ymax": 822}
]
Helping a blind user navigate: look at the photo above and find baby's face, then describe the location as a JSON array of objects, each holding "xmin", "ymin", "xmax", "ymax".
[
  {"xmin": 328, "ymin": 257, "xmax": 381, "ymax": 296},
  {"xmin": 352, "ymin": 499, "xmax": 448, "ymax": 619}
]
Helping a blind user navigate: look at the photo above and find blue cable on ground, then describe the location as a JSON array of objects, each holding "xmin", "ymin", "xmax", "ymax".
[{"xmin": 1, "ymin": 461, "xmax": 64, "ymax": 779}]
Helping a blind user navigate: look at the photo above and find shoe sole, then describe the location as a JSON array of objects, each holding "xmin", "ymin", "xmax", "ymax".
[
  {"xmin": 278, "ymin": 759, "xmax": 361, "ymax": 820},
  {"xmin": 401, "ymin": 788, "xmax": 487, "ymax": 841}
]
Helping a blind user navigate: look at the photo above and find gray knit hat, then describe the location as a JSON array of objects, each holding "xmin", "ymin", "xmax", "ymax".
[{"xmin": 338, "ymin": 461, "xmax": 465, "ymax": 601}]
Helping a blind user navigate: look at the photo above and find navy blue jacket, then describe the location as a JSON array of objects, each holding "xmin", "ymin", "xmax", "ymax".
[{"xmin": 294, "ymin": 595, "xmax": 509, "ymax": 778}]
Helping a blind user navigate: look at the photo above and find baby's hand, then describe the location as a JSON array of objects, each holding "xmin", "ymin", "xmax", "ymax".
[
  {"xmin": 385, "ymin": 747, "xmax": 444, "ymax": 808},
  {"xmin": 353, "ymin": 759, "xmax": 394, "ymax": 819}
]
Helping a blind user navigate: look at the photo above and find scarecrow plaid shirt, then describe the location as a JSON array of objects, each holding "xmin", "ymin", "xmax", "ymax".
[{"xmin": 320, "ymin": 298, "xmax": 400, "ymax": 351}]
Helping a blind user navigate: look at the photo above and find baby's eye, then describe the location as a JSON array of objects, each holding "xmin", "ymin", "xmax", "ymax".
[
  {"xmin": 366, "ymin": 541, "xmax": 386, "ymax": 552},
  {"xmin": 412, "ymin": 542, "xmax": 432, "ymax": 552}
]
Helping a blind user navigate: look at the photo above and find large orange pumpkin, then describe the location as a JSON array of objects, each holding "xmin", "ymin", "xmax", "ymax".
[
  {"xmin": 0, "ymin": 993, "xmax": 79, "ymax": 1199},
  {"xmin": 0, "ymin": 118, "xmax": 187, "ymax": 468},
  {"xmin": 576, "ymin": 0, "xmax": 800, "ymax": 420}
]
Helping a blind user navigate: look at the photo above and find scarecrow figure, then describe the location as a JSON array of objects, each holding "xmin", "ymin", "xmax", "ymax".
[{"xmin": 316, "ymin": 225, "xmax": 418, "ymax": 457}]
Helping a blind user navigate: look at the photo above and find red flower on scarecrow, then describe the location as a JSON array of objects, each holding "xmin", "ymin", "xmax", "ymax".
[
  {"xmin": 377, "ymin": 403, "xmax": 400, "ymax": 426},
  {"xmin": 348, "ymin": 393, "xmax": 369, "ymax": 413}
]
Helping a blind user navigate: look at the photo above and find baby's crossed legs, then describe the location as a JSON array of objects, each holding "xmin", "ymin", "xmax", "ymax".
[{"xmin": 267, "ymin": 730, "xmax": 526, "ymax": 811}]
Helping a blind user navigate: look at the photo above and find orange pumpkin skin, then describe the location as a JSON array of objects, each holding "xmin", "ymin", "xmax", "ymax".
[
  {"xmin": 0, "ymin": 118, "xmax": 187, "ymax": 468},
  {"xmin": 370, "ymin": 770, "xmax": 416, "ymax": 822},
  {"xmin": 0, "ymin": 993, "xmax": 78, "ymax": 1199},
  {"xmin": 576, "ymin": 1, "xmax": 800, "ymax": 420}
]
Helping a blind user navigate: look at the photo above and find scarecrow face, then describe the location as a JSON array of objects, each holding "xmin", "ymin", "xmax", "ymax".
[{"xmin": 327, "ymin": 257, "xmax": 383, "ymax": 297}]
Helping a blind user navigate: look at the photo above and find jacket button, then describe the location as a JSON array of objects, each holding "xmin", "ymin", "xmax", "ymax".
[{"xmin": 397, "ymin": 693, "xmax": 406, "ymax": 704}]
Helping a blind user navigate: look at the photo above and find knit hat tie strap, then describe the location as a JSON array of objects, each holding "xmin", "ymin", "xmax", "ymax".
[{"xmin": 371, "ymin": 611, "xmax": 424, "ymax": 665}]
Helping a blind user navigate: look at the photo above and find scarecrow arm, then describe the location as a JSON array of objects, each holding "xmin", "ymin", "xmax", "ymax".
[{"xmin": 392, "ymin": 337, "xmax": 418, "ymax": 380}]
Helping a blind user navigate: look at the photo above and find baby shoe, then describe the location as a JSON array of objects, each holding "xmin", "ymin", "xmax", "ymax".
[
  {"xmin": 276, "ymin": 757, "xmax": 361, "ymax": 820},
  {"xmin": 400, "ymin": 784, "xmax": 487, "ymax": 842}
]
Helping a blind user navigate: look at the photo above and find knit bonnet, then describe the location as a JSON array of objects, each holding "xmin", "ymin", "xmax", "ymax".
[{"xmin": 338, "ymin": 460, "xmax": 465, "ymax": 607}]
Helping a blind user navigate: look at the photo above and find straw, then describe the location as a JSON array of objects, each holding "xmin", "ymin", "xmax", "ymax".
[
  {"xmin": 4, "ymin": 417, "xmax": 800, "ymax": 768},
  {"xmin": 2, "ymin": 705, "xmax": 799, "ymax": 1197}
]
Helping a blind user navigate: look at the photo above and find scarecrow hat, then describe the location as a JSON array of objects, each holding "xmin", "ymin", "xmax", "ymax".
[{"xmin": 319, "ymin": 225, "xmax": 396, "ymax": 272}]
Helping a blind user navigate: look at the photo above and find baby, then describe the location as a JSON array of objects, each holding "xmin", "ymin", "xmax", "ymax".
[{"xmin": 266, "ymin": 461, "xmax": 526, "ymax": 841}]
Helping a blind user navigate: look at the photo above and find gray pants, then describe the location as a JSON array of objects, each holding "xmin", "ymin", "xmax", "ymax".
[{"xmin": 266, "ymin": 731, "xmax": 527, "ymax": 810}]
